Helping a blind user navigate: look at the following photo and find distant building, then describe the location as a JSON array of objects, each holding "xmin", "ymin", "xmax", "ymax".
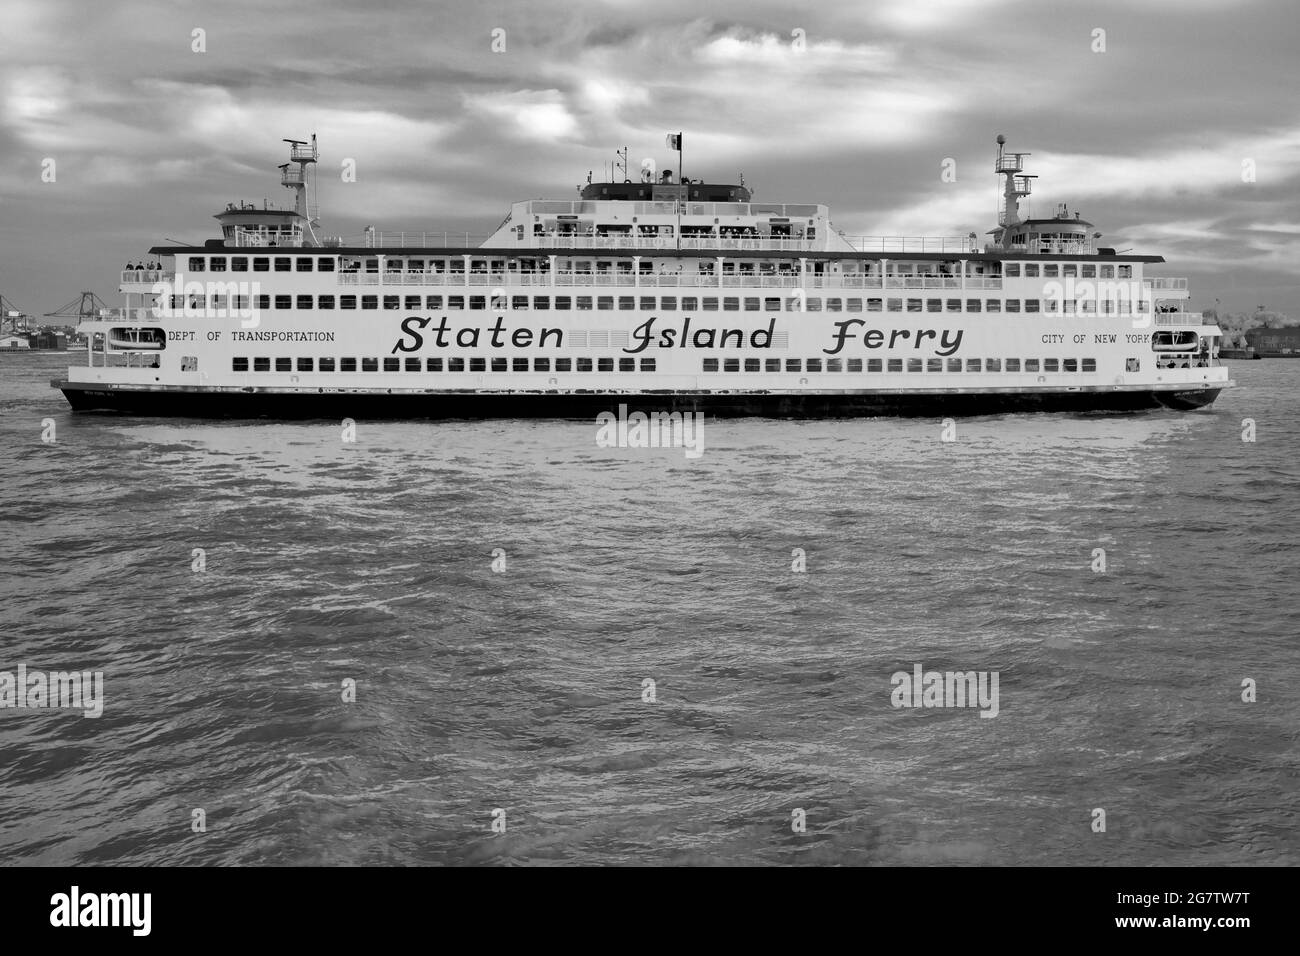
[
  {"xmin": 1245, "ymin": 326, "xmax": 1300, "ymax": 354},
  {"xmin": 0, "ymin": 335, "xmax": 30, "ymax": 350}
]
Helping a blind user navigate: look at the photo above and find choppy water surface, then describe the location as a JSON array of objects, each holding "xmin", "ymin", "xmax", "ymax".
[{"xmin": 1, "ymin": 353, "xmax": 1296, "ymax": 865}]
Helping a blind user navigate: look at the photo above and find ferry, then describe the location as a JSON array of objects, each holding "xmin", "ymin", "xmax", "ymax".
[{"xmin": 54, "ymin": 134, "xmax": 1232, "ymax": 417}]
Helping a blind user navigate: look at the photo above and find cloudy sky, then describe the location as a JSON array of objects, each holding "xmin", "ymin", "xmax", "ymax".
[{"xmin": 2, "ymin": 0, "xmax": 1298, "ymax": 322}]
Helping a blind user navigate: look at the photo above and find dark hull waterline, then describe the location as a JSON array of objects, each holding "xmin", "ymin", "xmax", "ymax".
[{"xmin": 54, "ymin": 380, "xmax": 1223, "ymax": 419}]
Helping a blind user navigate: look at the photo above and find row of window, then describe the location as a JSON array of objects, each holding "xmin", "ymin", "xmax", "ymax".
[
  {"xmin": 178, "ymin": 293, "xmax": 1149, "ymax": 314},
  {"xmin": 1005, "ymin": 263, "xmax": 1132, "ymax": 279},
  {"xmin": 703, "ymin": 358, "xmax": 1100, "ymax": 373},
  {"xmin": 184, "ymin": 256, "xmax": 1134, "ymax": 281},
  {"xmin": 231, "ymin": 356, "xmax": 660, "ymax": 373},
  {"xmin": 229, "ymin": 355, "xmax": 1100, "ymax": 374}
]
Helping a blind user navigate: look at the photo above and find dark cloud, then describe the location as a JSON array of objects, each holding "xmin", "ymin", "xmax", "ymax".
[{"xmin": 1, "ymin": 0, "xmax": 1297, "ymax": 317}]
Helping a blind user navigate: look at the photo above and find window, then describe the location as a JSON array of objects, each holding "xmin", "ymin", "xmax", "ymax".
[
  {"xmin": 966, "ymin": 299, "xmax": 982, "ymax": 312},
  {"xmin": 640, "ymin": 358, "xmax": 656, "ymax": 371},
  {"xmin": 232, "ymin": 257, "xmax": 248, "ymax": 272},
  {"xmin": 723, "ymin": 358, "xmax": 740, "ymax": 372},
  {"xmin": 490, "ymin": 357, "xmax": 507, "ymax": 372},
  {"xmin": 745, "ymin": 358, "xmax": 761, "ymax": 372},
  {"xmin": 577, "ymin": 296, "xmax": 593, "ymax": 311},
  {"xmin": 764, "ymin": 297, "xmax": 781, "ymax": 312},
  {"xmin": 232, "ymin": 357, "xmax": 249, "ymax": 372},
  {"xmin": 703, "ymin": 297, "xmax": 719, "ymax": 311},
  {"xmin": 887, "ymin": 358, "xmax": 902, "ymax": 372},
  {"xmin": 1063, "ymin": 264, "xmax": 1077, "ymax": 278},
  {"xmin": 1024, "ymin": 264, "xmax": 1039, "ymax": 278},
  {"xmin": 944, "ymin": 299, "xmax": 960, "ymax": 312},
  {"xmin": 511, "ymin": 296, "xmax": 528, "ymax": 310},
  {"xmin": 319, "ymin": 357, "xmax": 336, "ymax": 372},
  {"xmin": 1025, "ymin": 359, "xmax": 1040, "ymax": 372},
  {"xmin": 405, "ymin": 296, "xmax": 422, "ymax": 310},
  {"xmin": 867, "ymin": 298, "xmax": 883, "ymax": 312},
  {"xmin": 384, "ymin": 296, "xmax": 400, "ymax": 310},
  {"xmin": 555, "ymin": 358, "xmax": 571, "ymax": 372},
  {"xmin": 785, "ymin": 359, "xmax": 801, "ymax": 372},
  {"xmin": 945, "ymin": 358, "xmax": 960, "ymax": 372},
  {"xmin": 703, "ymin": 358, "xmax": 721, "ymax": 372},
  {"xmin": 509, "ymin": 357, "xmax": 526, "ymax": 372},
  {"xmin": 448, "ymin": 296, "xmax": 464, "ymax": 310},
  {"xmin": 1024, "ymin": 299, "xmax": 1040, "ymax": 313},
  {"xmin": 449, "ymin": 357, "xmax": 466, "ymax": 372},
  {"xmin": 887, "ymin": 298, "xmax": 903, "ymax": 312},
  {"xmin": 907, "ymin": 298, "xmax": 923, "ymax": 313},
  {"xmin": 661, "ymin": 297, "xmax": 677, "ymax": 311},
  {"xmin": 1125, "ymin": 358, "xmax": 1140, "ymax": 372},
  {"xmin": 618, "ymin": 297, "xmax": 635, "ymax": 311},
  {"xmin": 533, "ymin": 358, "xmax": 550, "ymax": 372},
  {"xmin": 555, "ymin": 296, "xmax": 571, "ymax": 310},
  {"xmin": 985, "ymin": 299, "xmax": 1001, "ymax": 313},
  {"xmin": 966, "ymin": 358, "xmax": 982, "ymax": 372},
  {"xmin": 1005, "ymin": 299, "xmax": 1020, "ymax": 313},
  {"xmin": 682, "ymin": 297, "xmax": 698, "ymax": 310},
  {"xmin": 275, "ymin": 257, "xmax": 291, "ymax": 272},
  {"xmin": 765, "ymin": 358, "xmax": 781, "ymax": 372},
  {"xmin": 927, "ymin": 358, "xmax": 942, "ymax": 372},
  {"xmin": 986, "ymin": 358, "xmax": 1002, "ymax": 372},
  {"xmin": 847, "ymin": 358, "xmax": 863, "ymax": 372},
  {"xmin": 297, "ymin": 358, "xmax": 313, "ymax": 372},
  {"xmin": 1081, "ymin": 264, "xmax": 1096, "ymax": 278},
  {"xmin": 254, "ymin": 357, "xmax": 270, "ymax": 372},
  {"xmin": 188, "ymin": 257, "xmax": 206, "ymax": 272},
  {"xmin": 361, "ymin": 358, "xmax": 379, "ymax": 372},
  {"xmin": 1004, "ymin": 264, "xmax": 1020, "ymax": 277},
  {"xmin": 275, "ymin": 295, "xmax": 291, "ymax": 310},
  {"xmin": 426, "ymin": 357, "xmax": 443, "ymax": 372},
  {"xmin": 826, "ymin": 298, "xmax": 842, "ymax": 312},
  {"xmin": 296, "ymin": 258, "xmax": 313, "ymax": 272},
  {"xmin": 1063, "ymin": 358, "xmax": 1078, "ymax": 372},
  {"xmin": 1006, "ymin": 358, "xmax": 1021, "ymax": 372},
  {"xmin": 362, "ymin": 296, "xmax": 378, "ymax": 310},
  {"xmin": 318, "ymin": 258, "xmax": 335, "ymax": 272},
  {"xmin": 806, "ymin": 298, "xmax": 822, "ymax": 311},
  {"xmin": 907, "ymin": 358, "xmax": 922, "ymax": 372},
  {"xmin": 406, "ymin": 358, "xmax": 421, "ymax": 372},
  {"xmin": 577, "ymin": 358, "xmax": 593, "ymax": 372},
  {"xmin": 297, "ymin": 295, "xmax": 313, "ymax": 310},
  {"xmin": 318, "ymin": 295, "xmax": 335, "ymax": 309},
  {"xmin": 533, "ymin": 296, "xmax": 550, "ymax": 310},
  {"xmin": 1043, "ymin": 264, "xmax": 1058, "ymax": 278},
  {"xmin": 253, "ymin": 257, "xmax": 269, "ymax": 272},
  {"xmin": 1044, "ymin": 358, "xmax": 1059, "ymax": 372},
  {"xmin": 384, "ymin": 357, "xmax": 400, "ymax": 371},
  {"xmin": 341, "ymin": 296, "xmax": 356, "ymax": 310},
  {"xmin": 867, "ymin": 359, "xmax": 883, "ymax": 372},
  {"xmin": 806, "ymin": 358, "xmax": 822, "ymax": 372},
  {"xmin": 598, "ymin": 358, "xmax": 615, "ymax": 372},
  {"xmin": 925, "ymin": 299, "xmax": 942, "ymax": 312},
  {"xmin": 597, "ymin": 296, "xmax": 613, "ymax": 310},
  {"xmin": 1100, "ymin": 265, "xmax": 1115, "ymax": 279},
  {"xmin": 209, "ymin": 257, "xmax": 227, "ymax": 273},
  {"xmin": 469, "ymin": 357, "xmax": 486, "ymax": 372}
]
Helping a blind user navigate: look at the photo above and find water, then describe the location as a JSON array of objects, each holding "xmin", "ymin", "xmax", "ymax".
[{"xmin": 2, "ymin": 353, "xmax": 1296, "ymax": 865}]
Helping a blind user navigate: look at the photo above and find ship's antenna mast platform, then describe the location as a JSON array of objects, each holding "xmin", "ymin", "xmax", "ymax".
[
  {"xmin": 614, "ymin": 146, "xmax": 628, "ymax": 182},
  {"xmin": 994, "ymin": 134, "xmax": 1036, "ymax": 246},
  {"xmin": 279, "ymin": 134, "xmax": 320, "ymax": 246}
]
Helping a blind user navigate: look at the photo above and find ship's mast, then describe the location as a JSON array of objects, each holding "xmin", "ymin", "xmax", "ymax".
[
  {"xmin": 993, "ymin": 134, "xmax": 1036, "ymax": 248},
  {"xmin": 279, "ymin": 135, "xmax": 320, "ymax": 246}
]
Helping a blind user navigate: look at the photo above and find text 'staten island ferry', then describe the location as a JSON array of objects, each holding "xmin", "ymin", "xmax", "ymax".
[{"xmin": 55, "ymin": 134, "xmax": 1233, "ymax": 417}]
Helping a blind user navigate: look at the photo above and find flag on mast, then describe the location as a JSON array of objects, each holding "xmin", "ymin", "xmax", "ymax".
[{"xmin": 665, "ymin": 133, "xmax": 682, "ymax": 150}]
